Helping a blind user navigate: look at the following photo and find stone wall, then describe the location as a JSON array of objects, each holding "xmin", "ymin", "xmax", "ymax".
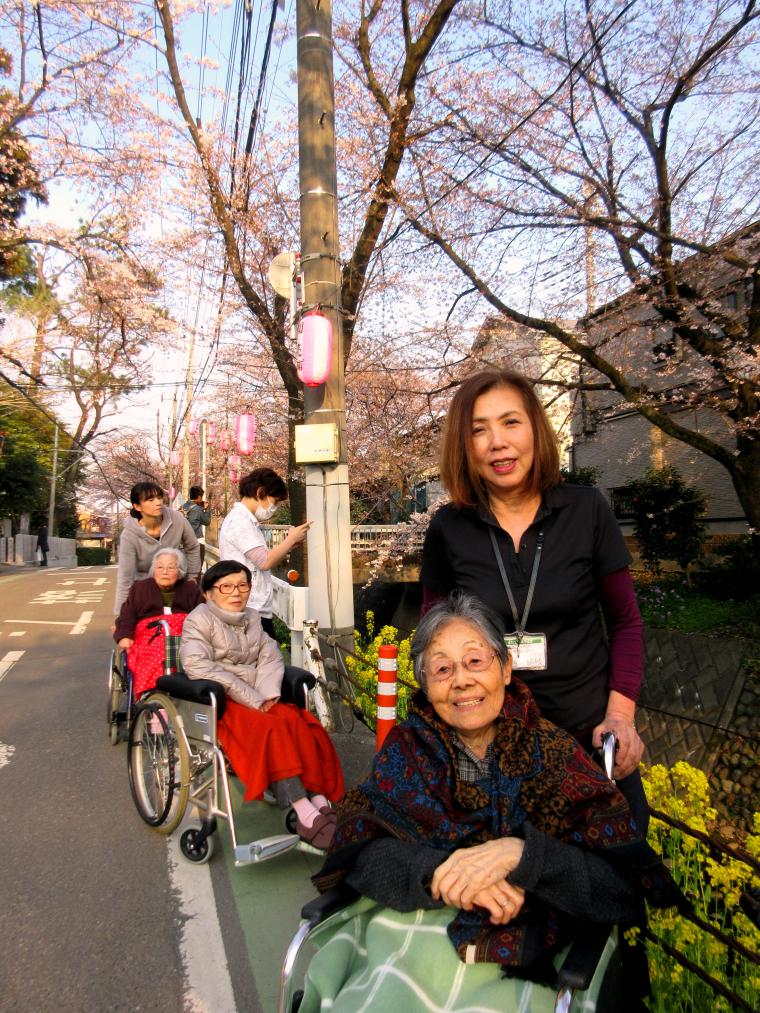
[{"xmin": 638, "ymin": 629, "xmax": 757, "ymax": 828}]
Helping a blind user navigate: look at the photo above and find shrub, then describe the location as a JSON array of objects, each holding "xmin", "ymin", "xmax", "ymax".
[
  {"xmin": 641, "ymin": 762, "xmax": 760, "ymax": 1012},
  {"xmin": 76, "ymin": 546, "xmax": 111, "ymax": 565},
  {"xmin": 344, "ymin": 610, "xmax": 418, "ymax": 728},
  {"xmin": 560, "ymin": 465, "xmax": 600, "ymax": 486},
  {"xmin": 622, "ymin": 467, "xmax": 707, "ymax": 576}
]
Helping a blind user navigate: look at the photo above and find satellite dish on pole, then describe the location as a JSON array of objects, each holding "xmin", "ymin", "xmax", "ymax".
[{"xmin": 268, "ymin": 252, "xmax": 295, "ymax": 299}]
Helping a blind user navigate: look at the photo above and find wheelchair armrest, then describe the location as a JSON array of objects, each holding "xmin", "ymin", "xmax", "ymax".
[
  {"xmin": 301, "ymin": 886, "xmax": 358, "ymax": 925},
  {"xmin": 155, "ymin": 673, "xmax": 227, "ymax": 719},
  {"xmin": 281, "ymin": 665, "xmax": 317, "ymax": 709},
  {"xmin": 556, "ymin": 922, "xmax": 613, "ymax": 990}
]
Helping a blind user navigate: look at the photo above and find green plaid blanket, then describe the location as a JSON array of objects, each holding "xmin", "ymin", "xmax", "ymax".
[
  {"xmin": 165, "ymin": 634, "xmax": 182, "ymax": 675},
  {"xmin": 298, "ymin": 898, "xmax": 616, "ymax": 1012}
]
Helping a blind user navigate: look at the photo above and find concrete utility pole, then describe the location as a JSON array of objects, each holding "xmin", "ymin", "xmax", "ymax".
[
  {"xmin": 47, "ymin": 423, "xmax": 59, "ymax": 534},
  {"xmin": 296, "ymin": 0, "xmax": 354, "ymax": 643}
]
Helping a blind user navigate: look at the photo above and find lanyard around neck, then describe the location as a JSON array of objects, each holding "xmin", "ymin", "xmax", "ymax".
[{"xmin": 488, "ymin": 527, "xmax": 544, "ymax": 640}]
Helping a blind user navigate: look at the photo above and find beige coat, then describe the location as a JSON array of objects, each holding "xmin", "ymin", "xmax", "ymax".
[{"xmin": 179, "ymin": 601, "xmax": 284, "ymax": 709}]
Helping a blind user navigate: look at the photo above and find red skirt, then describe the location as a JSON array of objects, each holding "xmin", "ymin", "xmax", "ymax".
[{"xmin": 218, "ymin": 700, "xmax": 345, "ymax": 803}]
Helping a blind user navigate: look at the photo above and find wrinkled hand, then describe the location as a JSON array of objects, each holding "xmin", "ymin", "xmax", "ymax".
[
  {"xmin": 431, "ymin": 838, "xmax": 524, "ymax": 910},
  {"xmin": 259, "ymin": 697, "xmax": 279, "ymax": 713},
  {"xmin": 592, "ymin": 717, "xmax": 643, "ymax": 779},
  {"xmin": 470, "ymin": 882, "xmax": 526, "ymax": 925},
  {"xmin": 118, "ymin": 637, "xmax": 134, "ymax": 650}
]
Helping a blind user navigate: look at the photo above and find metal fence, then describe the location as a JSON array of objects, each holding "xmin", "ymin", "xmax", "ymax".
[{"xmin": 259, "ymin": 524, "xmax": 424, "ymax": 553}]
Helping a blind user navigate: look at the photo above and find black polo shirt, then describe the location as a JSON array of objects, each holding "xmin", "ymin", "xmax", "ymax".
[{"xmin": 420, "ymin": 484, "xmax": 631, "ymax": 734}]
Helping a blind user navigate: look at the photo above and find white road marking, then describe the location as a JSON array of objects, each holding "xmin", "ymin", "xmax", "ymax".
[
  {"xmin": 8, "ymin": 631, "xmax": 26, "ymax": 637},
  {"xmin": 0, "ymin": 651, "xmax": 25, "ymax": 683},
  {"xmin": 4, "ymin": 619, "xmax": 78, "ymax": 626},
  {"xmin": 0, "ymin": 742, "xmax": 16, "ymax": 769},
  {"xmin": 168, "ymin": 823, "xmax": 237, "ymax": 1013},
  {"xmin": 30, "ymin": 589, "xmax": 105, "ymax": 605},
  {"xmin": 70, "ymin": 611, "xmax": 93, "ymax": 636}
]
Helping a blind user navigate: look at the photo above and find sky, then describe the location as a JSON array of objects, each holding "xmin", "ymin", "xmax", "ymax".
[{"xmin": 14, "ymin": 0, "xmax": 301, "ymax": 446}]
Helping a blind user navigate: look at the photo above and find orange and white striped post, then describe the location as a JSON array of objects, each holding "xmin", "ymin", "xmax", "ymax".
[{"xmin": 376, "ymin": 644, "xmax": 398, "ymax": 749}]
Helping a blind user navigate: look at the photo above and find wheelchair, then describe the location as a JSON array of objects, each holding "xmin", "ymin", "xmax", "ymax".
[
  {"xmin": 125, "ymin": 619, "xmax": 324, "ymax": 865},
  {"xmin": 107, "ymin": 647, "xmax": 133, "ymax": 745},
  {"xmin": 107, "ymin": 613, "xmax": 186, "ymax": 746},
  {"xmin": 279, "ymin": 735, "xmax": 623, "ymax": 1013}
]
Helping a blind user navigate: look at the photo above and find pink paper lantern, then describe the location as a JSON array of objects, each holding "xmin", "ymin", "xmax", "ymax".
[
  {"xmin": 169, "ymin": 486, "xmax": 177, "ymax": 501},
  {"xmin": 229, "ymin": 454, "xmax": 241, "ymax": 470},
  {"xmin": 206, "ymin": 421, "xmax": 217, "ymax": 446},
  {"xmin": 235, "ymin": 413, "xmax": 256, "ymax": 455},
  {"xmin": 229, "ymin": 468, "xmax": 240, "ymax": 483},
  {"xmin": 188, "ymin": 418, "xmax": 199, "ymax": 436},
  {"xmin": 297, "ymin": 312, "xmax": 332, "ymax": 387},
  {"xmin": 170, "ymin": 450, "xmax": 180, "ymax": 467},
  {"xmin": 219, "ymin": 429, "xmax": 231, "ymax": 452}
]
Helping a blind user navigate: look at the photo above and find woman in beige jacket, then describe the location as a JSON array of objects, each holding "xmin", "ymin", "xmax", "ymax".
[{"xmin": 180, "ymin": 560, "xmax": 344, "ymax": 849}]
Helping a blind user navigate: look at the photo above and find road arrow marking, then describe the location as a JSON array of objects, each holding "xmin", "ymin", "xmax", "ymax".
[
  {"xmin": 0, "ymin": 741, "xmax": 16, "ymax": 769},
  {"xmin": 0, "ymin": 651, "xmax": 25, "ymax": 683}
]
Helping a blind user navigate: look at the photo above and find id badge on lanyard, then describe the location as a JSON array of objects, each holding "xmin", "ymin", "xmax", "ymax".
[
  {"xmin": 488, "ymin": 527, "xmax": 548, "ymax": 672},
  {"xmin": 503, "ymin": 632, "xmax": 547, "ymax": 670}
]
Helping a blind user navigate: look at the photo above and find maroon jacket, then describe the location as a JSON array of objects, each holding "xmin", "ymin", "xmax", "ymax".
[{"xmin": 114, "ymin": 577, "xmax": 204, "ymax": 642}]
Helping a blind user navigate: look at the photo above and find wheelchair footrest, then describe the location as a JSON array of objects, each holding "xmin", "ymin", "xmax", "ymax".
[{"xmin": 234, "ymin": 834, "xmax": 301, "ymax": 865}]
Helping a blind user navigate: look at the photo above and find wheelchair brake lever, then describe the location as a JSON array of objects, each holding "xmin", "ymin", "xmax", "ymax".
[{"xmin": 601, "ymin": 731, "xmax": 617, "ymax": 783}]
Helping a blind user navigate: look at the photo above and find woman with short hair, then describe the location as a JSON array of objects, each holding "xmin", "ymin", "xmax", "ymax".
[
  {"xmin": 218, "ymin": 468, "xmax": 311, "ymax": 638},
  {"xmin": 113, "ymin": 547, "xmax": 203, "ymax": 699},
  {"xmin": 180, "ymin": 560, "xmax": 344, "ymax": 849},
  {"xmin": 305, "ymin": 594, "xmax": 678, "ymax": 1008}
]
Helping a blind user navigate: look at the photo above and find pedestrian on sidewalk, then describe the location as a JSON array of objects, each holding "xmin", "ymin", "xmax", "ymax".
[
  {"xmin": 181, "ymin": 485, "xmax": 212, "ymax": 569},
  {"xmin": 36, "ymin": 523, "xmax": 49, "ymax": 567}
]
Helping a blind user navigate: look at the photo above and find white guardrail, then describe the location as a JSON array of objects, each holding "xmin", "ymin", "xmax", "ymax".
[{"xmin": 204, "ymin": 522, "xmax": 421, "ymax": 713}]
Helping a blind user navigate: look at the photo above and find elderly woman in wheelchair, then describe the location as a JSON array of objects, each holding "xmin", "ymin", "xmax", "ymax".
[
  {"xmin": 283, "ymin": 594, "xmax": 680, "ymax": 1012},
  {"xmin": 107, "ymin": 548, "xmax": 203, "ymax": 743},
  {"xmin": 179, "ymin": 560, "xmax": 345, "ymax": 849}
]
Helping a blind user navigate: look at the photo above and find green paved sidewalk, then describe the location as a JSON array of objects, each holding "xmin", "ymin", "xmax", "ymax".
[{"xmin": 219, "ymin": 724, "xmax": 376, "ymax": 1010}]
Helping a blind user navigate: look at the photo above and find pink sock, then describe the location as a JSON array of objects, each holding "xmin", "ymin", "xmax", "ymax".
[
  {"xmin": 292, "ymin": 797, "xmax": 320, "ymax": 828},
  {"xmin": 310, "ymin": 794, "xmax": 329, "ymax": 809}
]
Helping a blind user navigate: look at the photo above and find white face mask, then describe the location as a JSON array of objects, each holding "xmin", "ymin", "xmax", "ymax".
[{"xmin": 254, "ymin": 502, "xmax": 278, "ymax": 522}]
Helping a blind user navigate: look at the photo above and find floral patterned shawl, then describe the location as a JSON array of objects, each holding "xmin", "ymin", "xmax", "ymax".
[{"xmin": 315, "ymin": 679, "xmax": 678, "ymax": 976}]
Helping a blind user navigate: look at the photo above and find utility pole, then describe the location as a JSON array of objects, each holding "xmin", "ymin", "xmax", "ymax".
[
  {"xmin": 296, "ymin": 0, "xmax": 354, "ymax": 643},
  {"xmin": 47, "ymin": 423, "xmax": 59, "ymax": 534}
]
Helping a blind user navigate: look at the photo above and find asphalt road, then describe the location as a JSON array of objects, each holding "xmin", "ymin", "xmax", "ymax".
[
  {"xmin": 0, "ymin": 565, "xmax": 250, "ymax": 1012},
  {"xmin": 0, "ymin": 563, "xmax": 377, "ymax": 1013}
]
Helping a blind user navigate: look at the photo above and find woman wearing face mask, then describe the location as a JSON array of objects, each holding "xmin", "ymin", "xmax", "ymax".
[{"xmin": 218, "ymin": 468, "xmax": 311, "ymax": 638}]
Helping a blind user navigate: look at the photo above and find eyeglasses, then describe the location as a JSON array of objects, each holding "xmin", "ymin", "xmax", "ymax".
[
  {"xmin": 213, "ymin": 581, "xmax": 251, "ymax": 595},
  {"xmin": 423, "ymin": 650, "xmax": 496, "ymax": 683}
]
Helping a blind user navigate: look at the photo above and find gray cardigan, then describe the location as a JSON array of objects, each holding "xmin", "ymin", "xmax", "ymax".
[{"xmin": 114, "ymin": 507, "xmax": 200, "ymax": 614}]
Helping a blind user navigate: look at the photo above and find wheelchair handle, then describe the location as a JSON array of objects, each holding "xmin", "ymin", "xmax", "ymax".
[{"xmin": 601, "ymin": 731, "xmax": 616, "ymax": 782}]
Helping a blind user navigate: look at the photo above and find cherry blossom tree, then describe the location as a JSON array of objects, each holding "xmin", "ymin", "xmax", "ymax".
[
  {"xmin": 146, "ymin": 0, "xmax": 461, "ymax": 520},
  {"xmin": 385, "ymin": 0, "xmax": 760, "ymax": 530}
]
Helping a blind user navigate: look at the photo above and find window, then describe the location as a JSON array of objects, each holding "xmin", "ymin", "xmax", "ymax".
[{"xmin": 610, "ymin": 487, "xmax": 635, "ymax": 520}]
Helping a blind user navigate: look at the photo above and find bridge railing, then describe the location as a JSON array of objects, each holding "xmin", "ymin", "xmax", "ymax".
[{"xmin": 259, "ymin": 524, "xmax": 425, "ymax": 553}]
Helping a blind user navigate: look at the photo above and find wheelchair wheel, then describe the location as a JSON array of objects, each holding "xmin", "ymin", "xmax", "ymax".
[
  {"xmin": 107, "ymin": 653, "xmax": 123, "ymax": 745},
  {"xmin": 180, "ymin": 827, "xmax": 215, "ymax": 864},
  {"xmin": 127, "ymin": 693, "xmax": 189, "ymax": 834}
]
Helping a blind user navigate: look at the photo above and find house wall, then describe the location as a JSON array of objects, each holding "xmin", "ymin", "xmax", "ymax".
[{"xmin": 573, "ymin": 403, "xmax": 747, "ymax": 533}]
